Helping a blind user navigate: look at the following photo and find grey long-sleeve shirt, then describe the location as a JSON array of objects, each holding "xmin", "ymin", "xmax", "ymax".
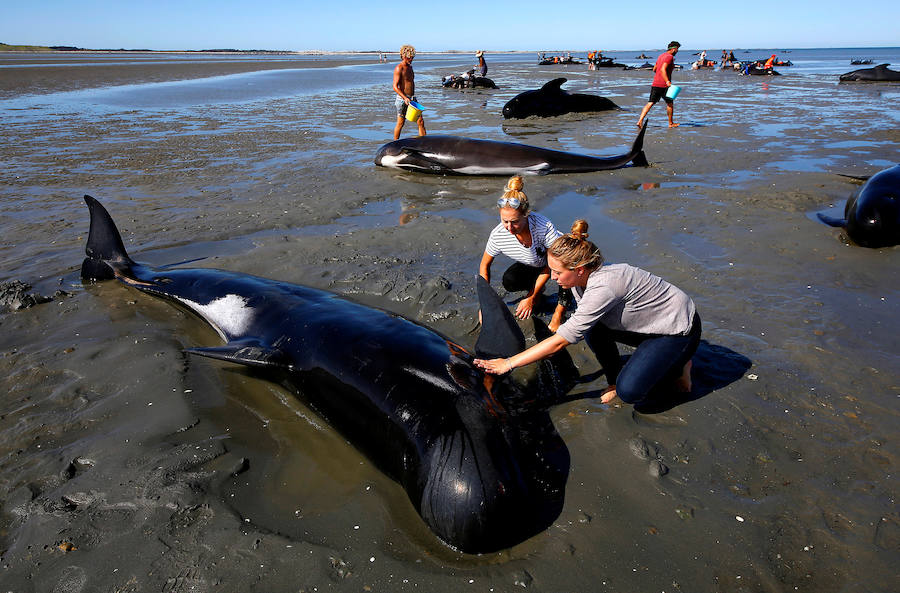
[{"xmin": 556, "ymin": 263, "xmax": 696, "ymax": 344}]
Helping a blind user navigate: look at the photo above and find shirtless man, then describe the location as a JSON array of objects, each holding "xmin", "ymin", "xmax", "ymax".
[
  {"xmin": 636, "ymin": 40, "xmax": 681, "ymax": 129},
  {"xmin": 392, "ymin": 44, "xmax": 427, "ymax": 140}
]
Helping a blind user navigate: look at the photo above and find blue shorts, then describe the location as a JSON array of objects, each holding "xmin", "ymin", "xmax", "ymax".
[{"xmin": 395, "ymin": 95, "xmax": 418, "ymax": 117}]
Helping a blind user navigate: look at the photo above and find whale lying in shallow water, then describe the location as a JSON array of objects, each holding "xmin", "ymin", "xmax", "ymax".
[
  {"xmin": 839, "ymin": 64, "xmax": 900, "ymax": 82},
  {"xmin": 375, "ymin": 121, "xmax": 649, "ymax": 175},
  {"xmin": 80, "ymin": 195, "xmax": 576, "ymax": 553},
  {"xmin": 502, "ymin": 78, "xmax": 619, "ymax": 119},
  {"xmin": 817, "ymin": 164, "xmax": 900, "ymax": 248}
]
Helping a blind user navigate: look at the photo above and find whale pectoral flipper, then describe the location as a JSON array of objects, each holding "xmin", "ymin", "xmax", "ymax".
[
  {"xmin": 187, "ymin": 343, "xmax": 292, "ymax": 369},
  {"xmin": 400, "ymin": 147, "xmax": 456, "ymax": 174}
]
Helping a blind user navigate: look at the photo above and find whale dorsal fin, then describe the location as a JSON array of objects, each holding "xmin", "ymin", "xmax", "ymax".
[
  {"xmin": 187, "ymin": 342, "xmax": 292, "ymax": 369},
  {"xmin": 541, "ymin": 78, "xmax": 567, "ymax": 92},
  {"xmin": 82, "ymin": 195, "xmax": 136, "ymax": 281},
  {"xmin": 474, "ymin": 275, "xmax": 526, "ymax": 359}
]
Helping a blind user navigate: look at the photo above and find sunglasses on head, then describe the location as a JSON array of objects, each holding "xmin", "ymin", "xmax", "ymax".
[{"xmin": 497, "ymin": 197, "xmax": 521, "ymax": 209}]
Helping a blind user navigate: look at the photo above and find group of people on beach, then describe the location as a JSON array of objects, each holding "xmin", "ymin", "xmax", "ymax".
[{"xmin": 389, "ymin": 42, "xmax": 701, "ymax": 410}]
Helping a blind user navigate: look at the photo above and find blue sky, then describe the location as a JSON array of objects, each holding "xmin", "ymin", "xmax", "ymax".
[{"xmin": 3, "ymin": 0, "xmax": 898, "ymax": 52}]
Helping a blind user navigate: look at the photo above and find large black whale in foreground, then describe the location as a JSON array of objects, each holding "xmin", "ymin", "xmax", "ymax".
[
  {"xmin": 839, "ymin": 64, "xmax": 900, "ymax": 82},
  {"xmin": 375, "ymin": 120, "xmax": 648, "ymax": 175},
  {"xmin": 80, "ymin": 196, "xmax": 575, "ymax": 553},
  {"xmin": 503, "ymin": 78, "xmax": 618, "ymax": 119},
  {"xmin": 817, "ymin": 164, "xmax": 900, "ymax": 248}
]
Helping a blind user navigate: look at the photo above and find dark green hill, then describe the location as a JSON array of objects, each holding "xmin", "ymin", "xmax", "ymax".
[{"xmin": 1, "ymin": 42, "xmax": 55, "ymax": 51}]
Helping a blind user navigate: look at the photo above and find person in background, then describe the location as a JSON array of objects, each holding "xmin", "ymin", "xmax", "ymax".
[
  {"xmin": 635, "ymin": 40, "xmax": 681, "ymax": 129},
  {"xmin": 479, "ymin": 176, "xmax": 569, "ymax": 327},
  {"xmin": 392, "ymin": 44, "xmax": 426, "ymax": 140},
  {"xmin": 475, "ymin": 220, "xmax": 701, "ymax": 411},
  {"xmin": 476, "ymin": 50, "xmax": 488, "ymax": 77}
]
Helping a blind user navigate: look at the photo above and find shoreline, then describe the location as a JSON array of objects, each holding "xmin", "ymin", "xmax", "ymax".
[
  {"xmin": 3, "ymin": 45, "xmax": 898, "ymax": 55},
  {"xmin": 0, "ymin": 50, "xmax": 897, "ymax": 593}
]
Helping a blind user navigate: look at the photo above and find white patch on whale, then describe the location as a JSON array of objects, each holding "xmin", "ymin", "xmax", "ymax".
[
  {"xmin": 377, "ymin": 154, "xmax": 412, "ymax": 169},
  {"xmin": 176, "ymin": 293, "xmax": 253, "ymax": 339},
  {"xmin": 381, "ymin": 150, "xmax": 550, "ymax": 175},
  {"xmin": 454, "ymin": 163, "xmax": 550, "ymax": 175}
]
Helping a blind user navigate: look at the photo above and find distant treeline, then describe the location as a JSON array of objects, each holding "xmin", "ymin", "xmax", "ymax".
[
  {"xmin": 1, "ymin": 42, "xmax": 54, "ymax": 51},
  {"xmin": 2, "ymin": 42, "xmax": 298, "ymax": 53},
  {"xmin": 4, "ymin": 43, "xmax": 408, "ymax": 54}
]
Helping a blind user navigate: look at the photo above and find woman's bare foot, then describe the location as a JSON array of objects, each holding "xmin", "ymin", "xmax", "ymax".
[
  {"xmin": 600, "ymin": 385, "xmax": 618, "ymax": 404},
  {"xmin": 674, "ymin": 359, "xmax": 692, "ymax": 392},
  {"xmin": 668, "ymin": 122, "xmax": 680, "ymax": 128}
]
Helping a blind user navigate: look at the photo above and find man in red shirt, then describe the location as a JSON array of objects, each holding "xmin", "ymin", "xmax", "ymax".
[{"xmin": 636, "ymin": 41, "xmax": 681, "ymax": 129}]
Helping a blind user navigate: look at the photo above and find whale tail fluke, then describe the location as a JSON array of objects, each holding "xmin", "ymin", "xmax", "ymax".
[
  {"xmin": 630, "ymin": 120, "xmax": 649, "ymax": 167},
  {"xmin": 81, "ymin": 195, "xmax": 135, "ymax": 281},
  {"xmin": 816, "ymin": 212, "xmax": 847, "ymax": 228}
]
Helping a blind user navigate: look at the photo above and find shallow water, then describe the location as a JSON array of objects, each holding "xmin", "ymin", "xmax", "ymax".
[{"xmin": 1, "ymin": 49, "xmax": 898, "ymax": 592}]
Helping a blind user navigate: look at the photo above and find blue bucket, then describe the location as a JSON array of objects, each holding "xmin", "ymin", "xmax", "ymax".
[{"xmin": 665, "ymin": 85, "xmax": 682, "ymax": 100}]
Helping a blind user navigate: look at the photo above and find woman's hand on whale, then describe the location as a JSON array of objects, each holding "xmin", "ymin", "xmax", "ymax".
[
  {"xmin": 475, "ymin": 334, "xmax": 571, "ymax": 375},
  {"xmin": 474, "ymin": 357, "xmax": 514, "ymax": 375}
]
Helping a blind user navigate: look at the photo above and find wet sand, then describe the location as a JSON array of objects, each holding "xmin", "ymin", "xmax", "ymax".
[{"xmin": 1, "ymin": 53, "xmax": 898, "ymax": 592}]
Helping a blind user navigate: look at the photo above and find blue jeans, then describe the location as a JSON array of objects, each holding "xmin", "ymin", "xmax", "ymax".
[{"xmin": 585, "ymin": 313, "xmax": 701, "ymax": 406}]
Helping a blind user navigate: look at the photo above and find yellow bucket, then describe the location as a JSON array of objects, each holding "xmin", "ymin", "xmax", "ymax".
[{"xmin": 405, "ymin": 100, "xmax": 424, "ymax": 122}]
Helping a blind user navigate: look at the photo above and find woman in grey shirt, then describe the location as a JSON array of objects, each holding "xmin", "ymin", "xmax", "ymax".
[{"xmin": 475, "ymin": 220, "xmax": 701, "ymax": 409}]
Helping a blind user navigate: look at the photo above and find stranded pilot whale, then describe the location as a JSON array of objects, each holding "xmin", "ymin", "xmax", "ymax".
[
  {"xmin": 502, "ymin": 78, "xmax": 619, "ymax": 119},
  {"xmin": 80, "ymin": 195, "xmax": 575, "ymax": 553},
  {"xmin": 839, "ymin": 64, "xmax": 900, "ymax": 82},
  {"xmin": 817, "ymin": 164, "xmax": 900, "ymax": 248},
  {"xmin": 375, "ymin": 120, "xmax": 648, "ymax": 175}
]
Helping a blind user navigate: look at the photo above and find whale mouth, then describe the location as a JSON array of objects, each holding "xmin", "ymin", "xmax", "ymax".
[{"xmin": 377, "ymin": 153, "xmax": 410, "ymax": 169}]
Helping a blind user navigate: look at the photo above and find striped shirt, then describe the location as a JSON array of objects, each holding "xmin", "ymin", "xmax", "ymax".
[{"xmin": 484, "ymin": 212, "xmax": 563, "ymax": 267}]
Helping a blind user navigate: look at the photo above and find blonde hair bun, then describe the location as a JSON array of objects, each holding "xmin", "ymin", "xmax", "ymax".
[
  {"xmin": 570, "ymin": 219, "xmax": 589, "ymax": 240},
  {"xmin": 505, "ymin": 175, "xmax": 524, "ymax": 192},
  {"xmin": 498, "ymin": 175, "xmax": 529, "ymax": 213}
]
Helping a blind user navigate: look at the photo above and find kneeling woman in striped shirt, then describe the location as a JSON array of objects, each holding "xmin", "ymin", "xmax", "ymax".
[{"xmin": 478, "ymin": 176, "xmax": 568, "ymax": 328}]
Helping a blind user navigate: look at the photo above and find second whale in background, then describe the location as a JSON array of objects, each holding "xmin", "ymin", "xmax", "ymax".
[
  {"xmin": 374, "ymin": 121, "xmax": 648, "ymax": 176},
  {"xmin": 502, "ymin": 78, "xmax": 619, "ymax": 119},
  {"xmin": 839, "ymin": 64, "xmax": 900, "ymax": 82}
]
